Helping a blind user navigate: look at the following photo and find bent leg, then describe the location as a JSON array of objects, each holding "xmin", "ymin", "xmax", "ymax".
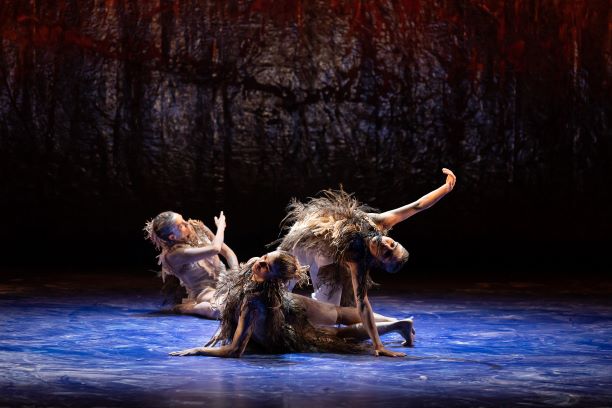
[
  {"xmin": 292, "ymin": 293, "xmax": 338, "ymax": 325},
  {"xmin": 373, "ymin": 312, "xmax": 397, "ymax": 322},
  {"xmin": 295, "ymin": 294, "xmax": 401, "ymax": 326},
  {"xmin": 332, "ymin": 318, "xmax": 416, "ymax": 347},
  {"xmin": 336, "ymin": 306, "xmax": 398, "ymax": 325},
  {"xmin": 174, "ymin": 301, "xmax": 220, "ymax": 319},
  {"xmin": 192, "ymin": 302, "xmax": 220, "ymax": 319}
]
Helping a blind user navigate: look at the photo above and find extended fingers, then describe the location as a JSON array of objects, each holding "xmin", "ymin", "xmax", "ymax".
[
  {"xmin": 216, "ymin": 211, "xmax": 226, "ymax": 225},
  {"xmin": 170, "ymin": 348, "xmax": 203, "ymax": 356},
  {"xmin": 442, "ymin": 168, "xmax": 456, "ymax": 190},
  {"xmin": 442, "ymin": 168, "xmax": 456, "ymax": 179}
]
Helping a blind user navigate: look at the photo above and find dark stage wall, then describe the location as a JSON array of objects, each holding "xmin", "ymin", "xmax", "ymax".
[{"xmin": 1, "ymin": 1, "xmax": 610, "ymax": 279}]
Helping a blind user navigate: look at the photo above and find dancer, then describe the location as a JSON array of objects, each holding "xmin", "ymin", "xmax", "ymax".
[
  {"xmin": 171, "ymin": 251, "xmax": 413, "ymax": 358},
  {"xmin": 278, "ymin": 168, "xmax": 456, "ymax": 351},
  {"xmin": 144, "ymin": 210, "xmax": 238, "ymax": 319}
]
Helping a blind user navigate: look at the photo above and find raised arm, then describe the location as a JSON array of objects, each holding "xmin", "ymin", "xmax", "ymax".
[
  {"xmin": 168, "ymin": 211, "xmax": 227, "ymax": 266},
  {"xmin": 170, "ymin": 300, "xmax": 259, "ymax": 358},
  {"xmin": 347, "ymin": 262, "xmax": 406, "ymax": 357},
  {"xmin": 220, "ymin": 244, "xmax": 239, "ymax": 272},
  {"xmin": 368, "ymin": 168, "xmax": 456, "ymax": 230},
  {"xmin": 200, "ymin": 222, "xmax": 239, "ymax": 271}
]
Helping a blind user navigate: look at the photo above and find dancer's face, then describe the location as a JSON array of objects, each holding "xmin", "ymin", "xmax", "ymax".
[
  {"xmin": 251, "ymin": 251, "xmax": 281, "ymax": 282},
  {"xmin": 369, "ymin": 236, "xmax": 409, "ymax": 273},
  {"xmin": 169, "ymin": 214, "xmax": 194, "ymax": 243}
]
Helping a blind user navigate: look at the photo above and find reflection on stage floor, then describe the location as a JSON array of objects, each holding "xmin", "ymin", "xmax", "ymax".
[{"xmin": 1, "ymin": 273, "xmax": 611, "ymax": 407}]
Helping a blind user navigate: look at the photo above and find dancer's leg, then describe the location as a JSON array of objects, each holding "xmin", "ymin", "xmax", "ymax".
[
  {"xmin": 333, "ymin": 319, "xmax": 415, "ymax": 347},
  {"xmin": 293, "ymin": 294, "xmax": 339, "ymax": 325},
  {"xmin": 174, "ymin": 288, "xmax": 220, "ymax": 319},
  {"xmin": 336, "ymin": 306, "xmax": 397, "ymax": 324},
  {"xmin": 174, "ymin": 301, "xmax": 220, "ymax": 319},
  {"xmin": 294, "ymin": 294, "xmax": 405, "ymax": 325}
]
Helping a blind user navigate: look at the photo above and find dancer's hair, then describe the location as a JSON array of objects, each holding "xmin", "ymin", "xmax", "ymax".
[
  {"xmin": 144, "ymin": 211, "xmax": 178, "ymax": 250},
  {"xmin": 279, "ymin": 188, "xmax": 410, "ymax": 269},
  {"xmin": 278, "ymin": 188, "xmax": 383, "ymax": 262},
  {"xmin": 268, "ymin": 250, "xmax": 310, "ymax": 283},
  {"xmin": 216, "ymin": 251, "xmax": 309, "ymax": 352},
  {"xmin": 277, "ymin": 189, "xmax": 405, "ymax": 305}
]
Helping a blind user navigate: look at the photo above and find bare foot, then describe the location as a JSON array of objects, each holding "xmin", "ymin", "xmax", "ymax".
[{"xmin": 398, "ymin": 318, "xmax": 415, "ymax": 347}]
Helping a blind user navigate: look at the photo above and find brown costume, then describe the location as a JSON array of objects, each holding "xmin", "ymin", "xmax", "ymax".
[
  {"xmin": 278, "ymin": 189, "xmax": 386, "ymax": 306},
  {"xmin": 214, "ymin": 260, "xmax": 367, "ymax": 354}
]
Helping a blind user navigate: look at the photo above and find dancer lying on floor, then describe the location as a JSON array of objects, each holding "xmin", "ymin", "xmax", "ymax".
[
  {"xmin": 277, "ymin": 168, "xmax": 456, "ymax": 351},
  {"xmin": 170, "ymin": 251, "xmax": 414, "ymax": 358},
  {"xmin": 144, "ymin": 210, "xmax": 238, "ymax": 319}
]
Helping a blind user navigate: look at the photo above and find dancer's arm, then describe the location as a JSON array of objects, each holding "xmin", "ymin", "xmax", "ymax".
[
  {"xmin": 368, "ymin": 168, "xmax": 456, "ymax": 230},
  {"xmin": 168, "ymin": 212, "xmax": 227, "ymax": 265},
  {"xmin": 220, "ymin": 244, "xmax": 239, "ymax": 272},
  {"xmin": 200, "ymin": 223, "xmax": 239, "ymax": 271},
  {"xmin": 348, "ymin": 262, "xmax": 405, "ymax": 357},
  {"xmin": 170, "ymin": 300, "xmax": 258, "ymax": 358}
]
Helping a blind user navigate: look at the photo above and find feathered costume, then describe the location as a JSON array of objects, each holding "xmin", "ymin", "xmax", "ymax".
[
  {"xmin": 213, "ymin": 260, "xmax": 368, "ymax": 354},
  {"xmin": 278, "ymin": 189, "xmax": 386, "ymax": 306}
]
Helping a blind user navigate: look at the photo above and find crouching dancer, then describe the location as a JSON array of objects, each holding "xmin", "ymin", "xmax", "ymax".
[
  {"xmin": 144, "ymin": 211, "xmax": 238, "ymax": 319},
  {"xmin": 170, "ymin": 251, "xmax": 413, "ymax": 358},
  {"xmin": 277, "ymin": 168, "xmax": 457, "ymax": 353}
]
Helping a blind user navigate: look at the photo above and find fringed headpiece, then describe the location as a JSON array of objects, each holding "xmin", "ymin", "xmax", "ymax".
[{"xmin": 144, "ymin": 218, "xmax": 169, "ymax": 250}]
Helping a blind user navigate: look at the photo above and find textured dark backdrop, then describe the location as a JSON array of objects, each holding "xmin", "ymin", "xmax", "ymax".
[{"xmin": 1, "ymin": 0, "xmax": 610, "ymax": 280}]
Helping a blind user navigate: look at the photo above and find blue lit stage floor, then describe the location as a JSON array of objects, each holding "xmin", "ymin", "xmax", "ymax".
[{"xmin": 1, "ymin": 273, "xmax": 611, "ymax": 407}]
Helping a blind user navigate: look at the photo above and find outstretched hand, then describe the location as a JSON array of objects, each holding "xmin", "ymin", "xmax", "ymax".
[
  {"xmin": 170, "ymin": 347, "xmax": 207, "ymax": 357},
  {"xmin": 442, "ymin": 168, "xmax": 456, "ymax": 192},
  {"xmin": 214, "ymin": 211, "xmax": 226, "ymax": 230},
  {"xmin": 374, "ymin": 347, "xmax": 406, "ymax": 357}
]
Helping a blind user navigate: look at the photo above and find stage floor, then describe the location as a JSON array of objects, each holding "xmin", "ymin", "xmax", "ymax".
[{"xmin": 1, "ymin": 273, "xmax": 611, "ymax": 407}]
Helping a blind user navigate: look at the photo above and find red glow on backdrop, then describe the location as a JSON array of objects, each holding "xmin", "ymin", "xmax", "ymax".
[
  {"xmin": 0, "ymin": 0, "xmax": 609, "ymax": 269},
  {"xmin": 2, "ymin": 0, "xmax": 603, "ymax": 83}
]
